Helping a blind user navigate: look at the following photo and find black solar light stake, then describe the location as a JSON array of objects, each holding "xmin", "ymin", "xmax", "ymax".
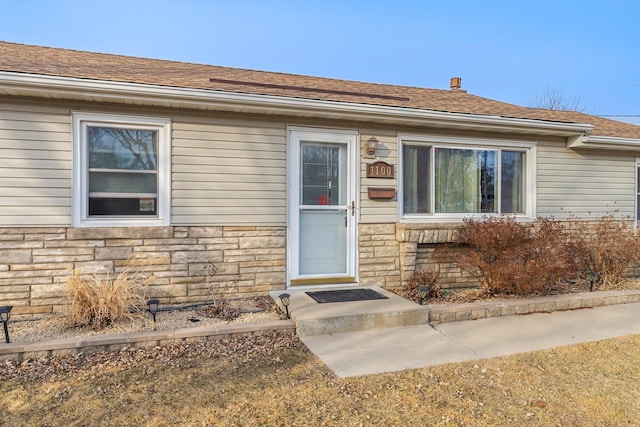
[
  {"xmin": 147, "ymin": 299, "xmax": 160, "ymax": 323},
  {"xmin": 417, "ymin": 286, "xmax": 428, "ymax": 305},
  {"xmin": 278, "ymin": 293, "xmax": 291, "ymax": 319},
  {"xmin": 586, "ymin": 271, "xmax": 599, "ymax": 292},
  {"xmin": 0, "ymin": 305, "xmax": 12, "ymax": 344}
]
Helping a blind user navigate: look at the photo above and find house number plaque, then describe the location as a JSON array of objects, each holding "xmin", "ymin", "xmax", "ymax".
[{"xmin": 366, "ymin": 161, "xmax": 394, "ymax": 179}]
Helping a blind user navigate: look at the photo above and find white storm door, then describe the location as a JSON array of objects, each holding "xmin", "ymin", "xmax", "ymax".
[{"xmin": 288, "ymin": 128, "xmax": 357, "ymax": 285}]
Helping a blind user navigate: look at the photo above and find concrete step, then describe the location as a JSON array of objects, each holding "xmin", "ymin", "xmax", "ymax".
[{"xmin": 270, "ymin": 286, "xmax": 429, "ymax": 337}]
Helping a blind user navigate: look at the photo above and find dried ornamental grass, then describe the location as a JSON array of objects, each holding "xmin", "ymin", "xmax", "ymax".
[{"xmin": 65, "ymin": 258, "xmax": 156, "ymax": 329}]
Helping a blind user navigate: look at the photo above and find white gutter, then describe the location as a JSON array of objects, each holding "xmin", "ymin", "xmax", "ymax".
[
  {"xmin": 0, "ymin": 71, "xmax": 595, "ymax": 136},
  {"xmin": 567, "ymin": 133, "xmax": 640, "ymax": 151}
]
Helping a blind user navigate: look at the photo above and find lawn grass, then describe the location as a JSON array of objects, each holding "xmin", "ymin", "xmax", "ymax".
[{"xmin": 2, "ymin": 333, "xmax": 639, "ymax": 426}]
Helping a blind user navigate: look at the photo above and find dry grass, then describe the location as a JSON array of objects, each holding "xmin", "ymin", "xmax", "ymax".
[
  {"xmin": 1, "ymin": 333, "xmax": 638, "ymax": 426},
  {"xmin": 65, "ymin": 258, "xmax": 156, "ymax": 329}
]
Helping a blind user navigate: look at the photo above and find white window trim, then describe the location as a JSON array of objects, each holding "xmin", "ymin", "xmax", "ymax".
[
  {"xmin": 72, "ymin": 112, "xmax": 171, "ymax": 227},
  {"xmin": 635, "ymin": 157, "xmax": 640, "ymax": 227},
  {"xmin": 398, "ymin": 134, "xmax": 536, "ymax": 222}
]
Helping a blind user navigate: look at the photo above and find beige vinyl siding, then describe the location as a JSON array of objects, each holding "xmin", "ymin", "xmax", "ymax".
[
  {"xmin": 2, "ymin": 98, "xmax": 636, "ymax": 228},
  {"xmin": 0, "ymin": 102, "xmax": 71, "ymax": 226},
  {"xmin": 172, "ymin": 116, "xmax": 287, "ymax": 225},
  {"xmin": 537, "ymin": 139, "xmax": 635, "ymax": 218},
  {"xmin": 359, "ymin": 130, "xmax": 399, "ymax": 224}
]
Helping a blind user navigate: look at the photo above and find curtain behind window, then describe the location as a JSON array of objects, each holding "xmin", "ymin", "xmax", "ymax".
[
  {"xmin": 402, "ymin": 146, "xmax": 430, "ymax": 213},
  {"xmin": 501, "ymin": 151, "xmax": 524, "ymax": 213},
  {"xmin": 435, "ymin": 148, "xmax": 496, "ymax": 213}
]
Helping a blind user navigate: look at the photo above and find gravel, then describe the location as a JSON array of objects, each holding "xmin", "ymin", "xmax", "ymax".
[
  {"xmin": 0, "ymin": 296, "xmax": 294, "ymax": 382},
  {"xmin": 6, "ymin": 297, "xmax": 283, "ymax": 344}
]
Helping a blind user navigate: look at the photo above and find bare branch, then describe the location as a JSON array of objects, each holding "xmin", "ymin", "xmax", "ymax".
[{"xmin": 529, "ymin": 85, "xmax": 595, "ymax": 113}]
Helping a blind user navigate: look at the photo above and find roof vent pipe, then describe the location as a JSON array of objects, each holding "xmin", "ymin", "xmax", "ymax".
[{"xmin": 450, "ymin": 77, "xmax": 462, "ymax": 91}]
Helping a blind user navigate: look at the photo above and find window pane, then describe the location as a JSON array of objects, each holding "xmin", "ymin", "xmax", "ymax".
[
  {"xmin": 87, "ymin": 125, "xmax": 159, "ymax": 217},
  {"xmin": 88, "ymin": 127, "xmax": 158, "ymax": 170},
  {"xmin": 402, "ymin": 145, "xmax": 430, "ymax": 213},
  {"xmin": 435, "ymin": 148, "xmax": 496, "ymax": 213},
  {"xmin": 301, "ymin": 142, "xmax": 345, "ymax": 205},
  {"xmin": 89, "ymin": 172, "xmax": 157, "ymax": 193},
  {"xmin": 501, "ymin": 151, "xmax": 525, "ymax": 213},
  {"xmin": 89, "ymin": 197, "xmax": 157, "ymax": 216}
]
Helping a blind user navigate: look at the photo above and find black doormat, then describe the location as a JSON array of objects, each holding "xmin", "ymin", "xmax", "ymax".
[{"xmin": 306, "ymin": 288, "xmax": 389, "ymax": 304}]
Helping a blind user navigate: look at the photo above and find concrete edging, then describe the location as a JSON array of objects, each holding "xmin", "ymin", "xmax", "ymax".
[
  {"xmin": 428, "ymin": 289, "xmax": 640, "ymax": 324},
  {"xmin": 0, "ymin": 319, "xmax": 296, "ymax": 362}
]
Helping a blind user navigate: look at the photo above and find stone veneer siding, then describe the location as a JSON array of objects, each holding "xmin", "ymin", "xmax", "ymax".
[
  {"xmin": 415, "ymin": 244, "xmax": 481, "ymax": 289},
  {"xmin": 5, "ymin": 222, "xmax": 636, "ymax": 315},
  {"xmin": 358, "ymin": 223, "xmax": 478, "ymax": 291},
  {"xmin": 0, "ymin": 226, "xmax": 286, "ymax": 315},
  {"xmin": 395, "ymin": 223, "xmax": 476, "ymax": 290},
  {"xmin": 358, "ymin": 224, "xmax": 402, "ymax": 289}
]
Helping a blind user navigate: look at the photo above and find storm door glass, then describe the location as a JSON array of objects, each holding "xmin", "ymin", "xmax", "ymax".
[{"xmin": 299, "ymin": 142, "xmax": 348, "ymax": 275}]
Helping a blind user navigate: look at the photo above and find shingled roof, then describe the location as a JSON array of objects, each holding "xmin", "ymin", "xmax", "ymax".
[{"xmin": 1, "ymin": 40, "xmax": 639, "ymax": 139}]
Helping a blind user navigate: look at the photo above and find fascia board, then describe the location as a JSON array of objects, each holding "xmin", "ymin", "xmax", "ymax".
[{"xmin": 0, "ymin": 71, "xmax": 594, "ymax": 136}]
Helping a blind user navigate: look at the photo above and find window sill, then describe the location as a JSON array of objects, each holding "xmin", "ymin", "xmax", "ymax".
[
  {"xmin": 73, "ymin": 218, "xmax": 169, "ymax": 228},
  {"xmin": 399, "ymin": 213, "xmax": 534, "ymax": 223}
]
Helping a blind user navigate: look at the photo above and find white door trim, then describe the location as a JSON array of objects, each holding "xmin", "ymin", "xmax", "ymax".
[{"xmin": 287, "ymin": 126, "xmax": 358, "ymax": 286}]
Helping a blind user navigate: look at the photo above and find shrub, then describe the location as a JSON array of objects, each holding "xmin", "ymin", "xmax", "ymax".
[
  {"xmin": 403, "ymin": 269, "xmax": 441, "ymax": 302},
  {"xmin": 201, "ymin": 300, "xmax": 241, "ymax": 321},
  {"xmin": 204, "ymin": 263, "xmax": 241, "ymax": 321},
  {"xmin": 455, "ymin": 216, "xmax": 583, "ymax": 295},
  {"xmin": 568, "ymin": 212, "xmax": 640, "ymax": 288},
  {"xmin": 65, "ymin": 258, "xmax": 155, "ymax": 329}
]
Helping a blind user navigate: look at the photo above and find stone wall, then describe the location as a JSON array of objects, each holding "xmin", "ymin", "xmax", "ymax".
[
  {"xmin": 358, "ymin": 224, "xmax": 401, "ymax": 289},
  {"xmin": 358, "ymin": 223, "xmax": 479, "ymax": 291},
  {"xmin": 394, "ymin": 223, "xmax": 465, "ymax": 290},
  {"xmin": 415, "ymin": 244, "xmax": 481, "ymax": 289},
  {"xmin": 5, "ymin": 221, "xmax": 636, "ymax": 315},
  {"xmin": 0, "ymin": 226, "xmax": 286, "ymax": 315}
]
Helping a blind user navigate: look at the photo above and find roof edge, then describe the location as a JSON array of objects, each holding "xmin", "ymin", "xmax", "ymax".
[{"xmin": 0, "ymin": 71, "xmax": 595, "ymax": 136}]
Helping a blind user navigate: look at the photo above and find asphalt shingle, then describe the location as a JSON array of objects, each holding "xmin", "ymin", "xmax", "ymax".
[{"xmin": 1, "ymin": 41, "xmax": 638, "ymax": 139}]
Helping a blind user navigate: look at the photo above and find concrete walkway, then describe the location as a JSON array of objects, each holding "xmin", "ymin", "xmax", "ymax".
[{"xmin": 301, "ymin": 301, "xmax": 640, "ymax": 378}]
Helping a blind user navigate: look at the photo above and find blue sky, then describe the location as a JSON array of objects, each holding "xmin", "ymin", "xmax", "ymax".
[{"xmin": 2, "ymin": 0, "xmax": 639, "ymax": 122}]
